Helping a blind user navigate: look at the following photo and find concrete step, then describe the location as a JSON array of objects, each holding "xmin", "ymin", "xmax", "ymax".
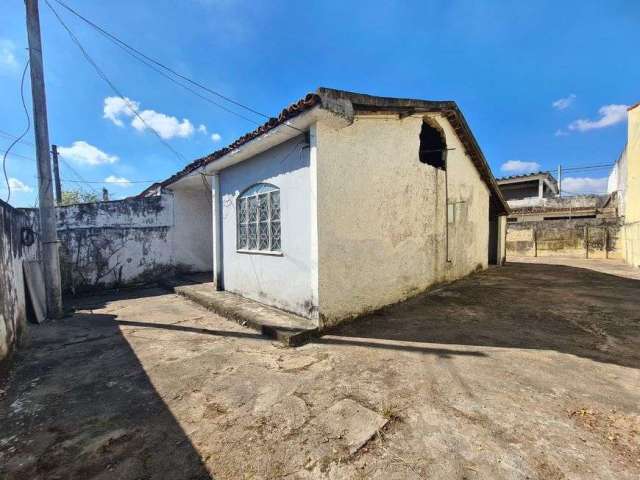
[{"xmin": 161, "ymin": 275, "xmax": 318, "ymax": 347}]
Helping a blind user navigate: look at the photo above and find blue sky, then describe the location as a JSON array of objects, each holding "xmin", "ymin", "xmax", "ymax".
[{"xmin": 1, "ymin": 0, "xmax": 638, "ymax": 206}]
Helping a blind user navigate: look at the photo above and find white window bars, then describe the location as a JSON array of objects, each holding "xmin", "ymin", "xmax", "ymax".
[{"xmin": 237, "ymin": 183, "xmax": 281, "ymax": 253}]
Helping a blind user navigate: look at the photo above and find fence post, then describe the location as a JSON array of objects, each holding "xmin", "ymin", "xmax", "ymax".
[{"xmin": 584, "ymin": 225, "xmax": 589, "ymax": 259}]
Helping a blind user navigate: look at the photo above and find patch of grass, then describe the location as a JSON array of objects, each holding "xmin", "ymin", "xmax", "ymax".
[{"xmin": 381, "ymin": 402, "xmax": 401, "ymax": 422}]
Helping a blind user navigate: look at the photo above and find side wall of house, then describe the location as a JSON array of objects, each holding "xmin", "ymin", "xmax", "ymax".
[
  {"xmin": 315, "ymin": 113, "xmax": 490, "ymax": 327},
  {"xmin": 0, "ymin": 200, "xmax": 35, "ymax": 370},
  {"xmin": 623, "ymin": 105, "xmax": 640, "ymax": 268},
  {"xmin": 219, "ymin": 135, "xmax": 314, "ymax": 317},
  {"xmin": 23, "ymin": 195, "xmax": 176, "ymax": 293},
  {"xmin": 170, "ymin": 186, "xmax": 213, "ymax": 273}
]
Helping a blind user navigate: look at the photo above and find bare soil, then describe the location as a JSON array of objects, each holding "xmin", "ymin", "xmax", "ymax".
[{"xmin": 1, "ymin": 260, "xmax": 639, "ymax": 479}]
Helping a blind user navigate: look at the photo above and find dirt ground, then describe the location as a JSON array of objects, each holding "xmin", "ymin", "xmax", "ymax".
[{"xmin": 1, "ymin": 260, "xmax": 639, "ymax": 479}]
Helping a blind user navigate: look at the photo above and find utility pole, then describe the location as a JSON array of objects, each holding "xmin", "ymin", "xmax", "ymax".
[
  {"xmin": 51, "ymin": 144, "xmax": 62, "ymax": 204},
  {"xmin": 26, "ymin": 0, "xmax": 63, "ymax": 319},
  {"xmin": 557, "ymin": 165, "xmax": 562, "ymax": 197}
]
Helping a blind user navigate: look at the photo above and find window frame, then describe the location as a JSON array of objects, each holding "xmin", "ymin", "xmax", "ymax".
[{"xmin": 236, "ymin": 183, "xmax": 282, "ymax": 255}]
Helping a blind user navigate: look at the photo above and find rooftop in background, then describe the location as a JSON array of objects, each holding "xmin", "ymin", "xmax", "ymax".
[
  {"xmin": 496, "ymin": 171, "xmax": 558, "ymax": 187},
  {"xmin": 496, "ymin": 171, "xmax": 559, "ymax": 206}
]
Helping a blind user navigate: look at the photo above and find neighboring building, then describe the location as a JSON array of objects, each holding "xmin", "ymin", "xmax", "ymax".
[
  {"xmin": 141, "ymin": 88, "xmax": 509, "ymax": 328},
  {"xmin": 610, "ymin": 103, "xmax": 640, "ymax": 268},
  {"xmin": 497, "ymin": 172, "xmax": 559, "ymax": 206},
  {"xmin": 498, "ymin": 173, "xmax": 623, "ymax": 259}
]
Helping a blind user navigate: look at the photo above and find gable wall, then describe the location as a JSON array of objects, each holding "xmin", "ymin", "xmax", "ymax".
[{"xmin": 315, "ymin": 113, "xmax": 490, "ymax": 327}]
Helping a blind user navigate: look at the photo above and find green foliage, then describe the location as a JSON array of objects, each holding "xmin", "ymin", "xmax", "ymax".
[{"xmin": 59, "ymin": 188, "xmax": 99, "ymax": 206}]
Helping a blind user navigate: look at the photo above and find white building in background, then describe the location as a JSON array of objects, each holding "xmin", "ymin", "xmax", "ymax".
[
  {"xmin": 141, "ymin": 88, "xmax": 509, "ymax": 328},
  {"xmin": 608, "ymin": 147, "xmax": 627, "ymax": 216}
]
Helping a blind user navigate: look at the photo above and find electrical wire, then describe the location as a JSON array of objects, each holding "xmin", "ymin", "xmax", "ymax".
[
  {"xmin": 44, "ymin": 0, "xmax": 188, "ymax": 165},
  {"xmin": 57, "ymin": 155, "xmax": 99, "ymax": 194},
  {"xmin": 3, "ymin": 60, "xmax": 31, "ymax": 203},
  {"xmin": 50, "ymin": 9, "xmax": 261, "ymax": 127},
  {"xmin": 0, "ymin": 129, "xmax": 35, "ymax": 147},
  {"xmin": 51, "ymin": 0, "xmax": 304, "ymax": 133},
  {"xmin": 0, "ymin": 148, "xmax": 37, "ymax": 163}
]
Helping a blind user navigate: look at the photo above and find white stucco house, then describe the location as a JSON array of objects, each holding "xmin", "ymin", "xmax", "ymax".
[{"xmin": 141, "ymin": 88, "xmax": 509, "ymax": 329}]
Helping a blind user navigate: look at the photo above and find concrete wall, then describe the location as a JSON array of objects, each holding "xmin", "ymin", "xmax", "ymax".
[
  {"xmin": 22, "ymin": 195, "xmax": 194, "ymax": 293},
  {"xmin": 506, "ymin": 218, "xmax": 623, "ymax": 259},
  {"xmin": 170, "ymin": 186, "xmax": 213, "ymax": 273},
  {"xmin": 219, "ymin": 135, "xmax": 314, "ymax": 317},
  {"xmin": 498, "ymin": 215, "xmax": 508, "ymax": 265},
  {"xmin": 608, "ymin": 149, "xmax": 627, "ymax": 216},
  {"xmin": 623, "ymin": 105, "xmax": 640, "ymax": 268},
  {"xmin": 0, "ymin": 200, "xmax": 36, "ymax": 369},
  {"xmin": 314, "ymin": 113, "xmax": 490, "ymax": 327},
  {"xmin": 54, "ymin": 196, "xmax": 175, "ymax": 292}
]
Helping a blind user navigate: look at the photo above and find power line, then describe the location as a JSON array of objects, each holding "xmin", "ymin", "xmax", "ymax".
[
  {"xmin": 50, "ymin": 5, "xmax": 261, "ymax": 127},
  {"xmin": 0, "ymin": 148, "xmax": 37, "ymax": 162},
  {"xmin": 3, "ymin": 60, "xmax": 32, "ymax": 203},
  {"xmin": 0, "ymin": 129, "xmax": 35, "ymax": 147},
  {"xmin": 44, "ymin": 0, "xmax": 188, "ymax": 166},
  {"xmin": 57, "ymin": 155, "xmax": 99, "ymax": 194},
  {"xmin": 52, "ymin": 0, "xmax": 294, "ymax": 128}
]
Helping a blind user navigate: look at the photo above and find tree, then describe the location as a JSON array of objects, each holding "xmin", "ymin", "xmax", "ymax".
[{"xmin": 59, "ymin": 188, "xmax": 99, "ymax": 206}]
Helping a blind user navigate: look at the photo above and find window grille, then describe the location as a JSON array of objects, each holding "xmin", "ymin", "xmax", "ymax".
[{"xmin": 237, "ymin": 183, "xmax": 281, "ymax": 252}]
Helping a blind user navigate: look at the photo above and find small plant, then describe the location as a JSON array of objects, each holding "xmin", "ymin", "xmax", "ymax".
[{"xmin": 381, "ymin": 402, "xmax": 401, "ymax": 421}]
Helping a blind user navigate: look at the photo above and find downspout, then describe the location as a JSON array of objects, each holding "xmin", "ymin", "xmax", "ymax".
[
  {"xmin": 445, "ymin": 155, "xmax": 451, "ymax": 263},
  {"xmin": 211, "ymin": 173, "xmax": 223, "ymax": 290}
]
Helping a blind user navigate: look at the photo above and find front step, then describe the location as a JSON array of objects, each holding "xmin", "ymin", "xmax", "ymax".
[{"xmin": 161, "ymin": 276, "xmax": 318, "ymax": 347}]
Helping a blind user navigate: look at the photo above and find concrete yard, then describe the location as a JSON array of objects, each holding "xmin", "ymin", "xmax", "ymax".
[{"xmin": 1, "ymin": 261, "xmax": 639, "ymax": 479}]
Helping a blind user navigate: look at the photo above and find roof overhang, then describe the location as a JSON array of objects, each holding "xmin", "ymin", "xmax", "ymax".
[
  {"xmin": 143, "ymin": 87, "xmax": 510, "ymax": 215},
  {"xmin": 166, "ymin": 106, "xmax": 352, "ymax": 191}
]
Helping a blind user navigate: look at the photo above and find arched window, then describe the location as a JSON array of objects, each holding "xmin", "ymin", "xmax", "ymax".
[
  {"xmin": 237, "ymin": 183, "xmax": 281, "ymax": 252},
  {"xmin": 419, "ymin": 121, "xmax": 447, "ymax": 170}
]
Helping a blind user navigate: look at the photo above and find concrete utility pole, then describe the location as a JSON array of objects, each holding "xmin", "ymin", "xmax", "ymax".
[
  {"xmin": 51, "ymin": 144, "xmax": 62, "ymax": 204},
  {"xmin": 557, "ymin": 165, "xmax": 562, "ymax": 197},
  {"xmin": 26, "ymin": 0, "xmax": 63, "ymax": 319}
]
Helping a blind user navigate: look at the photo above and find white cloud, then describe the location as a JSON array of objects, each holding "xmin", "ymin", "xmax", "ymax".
[
  {"xmin": 552, "ymin": 94, "xmax": 576, "ymax": 111},
  {"xmin": 198, "ymin": 124, "xmax": 208, "ymax": 134},
  {"xmin": 103, "ymin": 97, "xmax": 139, "ymax": 127},
  {"xmin": 500, "ymin": 160, "xmax": 541, "ymax": 174},
  {"xmin": 554, "ymin": 129, "xmax": 569, "ymax": 137},
  {"xmin": 0, "ymin": 39, "xmax": 18, "ymax": 71},
  {"xmin": 8, "ymin": 177, "xmax": 32, "ymax": 192},
  {"xmin": 103, "ymin": 96, "xmax": 197, "ymax": 139},
  {"xmin": 104, "ymin": 175, "xmax": 132, "ymax": 188},
  {"xmin": 58, "ymin": 141, "xmax": 119, "ymax": 166},
  {"xmin": 131, "ymin": 110, "xmax": 194, "ymax": 139},
  {"xmin": 561, "ymin": 176, "xmax": 608, "ymax": 195},
  {"xmin": 568, "ymin": 104, "xmax": 629, "ymax": 132},
  {"xmin": 211, "ymin": 132, "xmax": 222, "ymax": 142}
]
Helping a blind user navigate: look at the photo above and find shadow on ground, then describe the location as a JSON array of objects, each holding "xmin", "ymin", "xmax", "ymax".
[
  {"xmin": 325, "ymin": 262, "xmax": 640, "ymax": 369},
  {"xmin": 0, "ymin": 307, "xmax": 212, "ymax": 479}
]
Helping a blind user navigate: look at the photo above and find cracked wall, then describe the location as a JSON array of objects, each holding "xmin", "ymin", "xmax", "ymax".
[
  {"xmin": 506, "ymin": 218, "xmax": 623, "ymax": 259},
  {"xmin": 22, "ymin": 194, "xmax": 206, "ymax": 294},
  {"xmin": 315, "ymin": 113, "xmax": 490, "ymax": 327},
  {"xmin": 0, "ymin": 200, "xmax": 36, "ymax": 369}
]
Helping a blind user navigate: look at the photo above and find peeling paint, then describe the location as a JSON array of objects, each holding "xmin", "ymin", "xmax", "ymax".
[
  {"xmin": 0, "ymin": 200, "xmax": 36, "ymax": 369},
  {"xmin": 20, "ymin": 195, "xmax": 208, "ymax": 294}
]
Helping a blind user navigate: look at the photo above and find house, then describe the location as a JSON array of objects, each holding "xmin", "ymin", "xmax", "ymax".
[
  {"xmin": 609, "ymin": 103, "xmax": 640, "ymax": 267},
  {"xmin": 497, "ymin": 172, "xmax": 559, "ymax": 206},
  {"xmin": 498, "ymin": 169, "xmax": 622, "ymax": 260},
  {"xmin": 141, "ymin": 88, "xmax": 509, "ymax": 328}
]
